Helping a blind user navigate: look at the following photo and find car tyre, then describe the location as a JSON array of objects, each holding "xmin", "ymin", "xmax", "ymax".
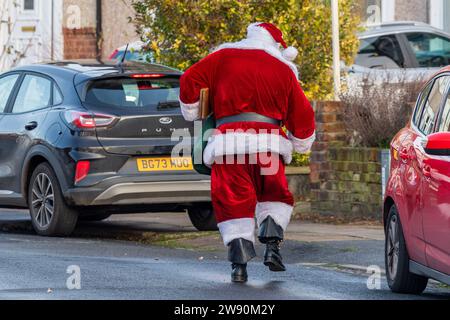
[
  {"xmin": 385, "ymin": 205, "xmax": 428, "ymax": 294},
  {"xmin": 28, "ymin": 163, "xmax": 79, "ymax": 237},
  {"xmin": 188, "ymin": 205, "xmax": 218, "ymax": 231}
]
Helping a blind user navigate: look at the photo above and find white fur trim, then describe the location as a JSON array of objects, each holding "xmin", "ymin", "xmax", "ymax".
[
  {"xmin": 256, "ymin": 202, "xmax": 294, "ymax": 231},
  {"xmin": 179, "ymin": 99, "xmax": 200, "ymax": 122},
  {"xmin": 214, "ymin": 39, "xmax": 299, "ymax": 80},
  {"xmin": 218, "ymin": 218, "xmax": 256, "ymax": 246},
  {"xmin": 289, "ymin": 131, "xmax": 316, "ymax": 154},
  {"xmin": 203, "ymin": 132, "xmax": 294, "ymax": 166},
  {"xmin": 283, "ymin": 47, "xmax": 298, "ymax": 62}
]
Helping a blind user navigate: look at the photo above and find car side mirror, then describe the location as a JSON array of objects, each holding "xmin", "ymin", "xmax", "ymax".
[{"xmin": 424, "ymin": 132, "xmax": 450, "ymax": 156}]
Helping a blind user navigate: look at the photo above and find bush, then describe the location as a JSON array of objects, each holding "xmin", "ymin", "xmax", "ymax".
[
  {"xmin": 292, "ymin": 152, "xmax": 310, "ymax": 167},
  {"xmin": 340, "ymin": 72, "xmax": 427, "ymax": 148},
  {"xmin": 132, "ymin": 0, "xmax": 361, "ymax": 100}
]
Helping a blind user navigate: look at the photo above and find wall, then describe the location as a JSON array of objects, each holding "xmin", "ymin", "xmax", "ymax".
[
  {"xmin": 358, "ymin": 0, "xmax": 450, "ymax": 28},
  {"xmin": 62, "ymin": 0, "xmax": 97, "ymax": 59},
  {"xmin": 286, "ymin": 167, "xmax": 312, "ymax": 216},
  {"xmin": 61, "ymin": 0, "xmax": 139, "ymax": 60},
  {"xmin": 101, "ymin": 0, "xmax": 138, "ymax": 59},
  {"xmin": 309, "ymin": 102, "xmax": 383, "ymax": 221},
  {"xmin": 395, "ymin": 0, "xmax": 429, "ymax": 23},
  {"xmin": 311, "ymin": 147, "xmax": 382, "ymax": 219}
]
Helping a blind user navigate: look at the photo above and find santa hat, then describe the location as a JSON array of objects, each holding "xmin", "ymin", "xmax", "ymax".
[{"xmin": 247, "ymin": 22, "xmax": 298, "ymax": 62}]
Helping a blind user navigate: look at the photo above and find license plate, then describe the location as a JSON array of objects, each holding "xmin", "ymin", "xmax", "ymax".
[{"xmin": 136, "ymin": 157, "xmax": 193, "ymax": 172}]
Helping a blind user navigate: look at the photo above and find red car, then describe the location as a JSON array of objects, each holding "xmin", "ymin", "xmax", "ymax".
[{"xmin": 385, "ymin": 66, "xmax": 450, "ymax": 294}]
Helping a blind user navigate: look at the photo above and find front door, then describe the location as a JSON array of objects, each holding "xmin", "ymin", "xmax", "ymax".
[{"xmin": 1, "ymin": 0, "xmax": 63, "ymax": 70}]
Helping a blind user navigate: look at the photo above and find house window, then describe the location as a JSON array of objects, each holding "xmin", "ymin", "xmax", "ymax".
[{"xmin": 24, "ymin": 0, "xmax": 35, "ymax": 11}]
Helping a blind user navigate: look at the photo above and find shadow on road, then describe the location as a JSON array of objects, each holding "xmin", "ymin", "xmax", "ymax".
[
  {"xmin": 0, "ymin": 209, "xmax": 223, "ymax": 250},
  {"xmin": 0, "ymin": 209, "xmax": 197, "ymax": 234}
]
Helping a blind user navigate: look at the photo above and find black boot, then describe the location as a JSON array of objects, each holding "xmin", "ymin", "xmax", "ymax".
[
  {"xmin": 228, "ymin": 238, "xmax": 256, "ymax": 283},
  {"xmin": 259, "ymin": 217, "xmax": 286, "ymax": 272},
  {"xmin": 231, "ymin": 264, "xmax": 248, "ymax": 283}
]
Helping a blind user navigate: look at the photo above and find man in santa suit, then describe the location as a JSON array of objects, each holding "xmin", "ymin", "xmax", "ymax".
[{"xmin": 179, "ymin": 22, "xmax": 316, "ymax": 283}]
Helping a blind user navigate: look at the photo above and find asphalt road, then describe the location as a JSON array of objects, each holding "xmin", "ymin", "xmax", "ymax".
[{"xmin": 0, "ymin": 209, "xmax": 449, "ymax": 300}]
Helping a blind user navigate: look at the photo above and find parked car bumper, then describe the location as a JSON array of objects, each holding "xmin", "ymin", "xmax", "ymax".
[{"xmin": 64, "ymin": 175, "xmax": 211, "ymax": 206}]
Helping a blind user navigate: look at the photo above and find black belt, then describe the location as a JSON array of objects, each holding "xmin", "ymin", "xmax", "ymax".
[{"xmin": 216, "ymin": 113, "xmax": 281, "ymax": 127}]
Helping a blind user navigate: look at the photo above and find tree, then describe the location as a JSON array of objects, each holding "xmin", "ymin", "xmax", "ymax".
[{"xmin": 133, "ymin": 0, "xmax": 361, "ymax": 100}]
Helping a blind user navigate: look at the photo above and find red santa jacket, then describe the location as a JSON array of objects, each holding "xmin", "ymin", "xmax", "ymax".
[{"xmin": 179, "ymin": 39, "xmax": 316, "ymax": 165}]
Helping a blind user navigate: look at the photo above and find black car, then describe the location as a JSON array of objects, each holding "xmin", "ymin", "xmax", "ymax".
[{"xmin": 0, "ymin": 60, "xmax": 215, "ymax": 236}]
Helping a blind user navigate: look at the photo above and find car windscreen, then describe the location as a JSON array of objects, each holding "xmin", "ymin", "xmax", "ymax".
[{"xmin": 81, "ymin": 77, "xmax": 180, "ymax": 112}]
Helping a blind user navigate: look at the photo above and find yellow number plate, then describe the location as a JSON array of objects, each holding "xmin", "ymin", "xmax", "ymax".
[{"xmin": 137, "ymin": 157, "xmax": 193, "ymax": 172}]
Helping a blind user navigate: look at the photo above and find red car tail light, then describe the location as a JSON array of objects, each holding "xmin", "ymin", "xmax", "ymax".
[
  {"xmin": 64, "ymin": 111, "xmax": 117, "ymax": 129},
  {"xmin": 131, "ymin": 74, "xmax": 165, "ymax": 79},
  {"xmin": 75, "ymin": 161, "xmax": 90, "ymax": 184}
]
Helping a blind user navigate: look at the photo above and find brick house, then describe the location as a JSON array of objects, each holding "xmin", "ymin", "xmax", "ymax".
[
  {"xmin": 63, "ymin": 0, "xmax": 137, "ymax": 60},
  {"xmin": 359, "ymin": 0, "xmax": 450, "ymax": 33},
  {"xmin": 1, "ymin": 0, "xmax": 138, "ymax": 71}
]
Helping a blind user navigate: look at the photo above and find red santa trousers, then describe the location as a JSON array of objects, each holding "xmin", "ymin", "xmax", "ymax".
[{"xmin": 212, "ymin": 154, "xmax": 294, "ymax": 246}]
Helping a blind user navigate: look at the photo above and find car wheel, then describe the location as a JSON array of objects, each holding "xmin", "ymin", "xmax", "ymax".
[
  {"xmin": 385, "ymin": 205, "xmax": 428, "ymax": 294},
  {"xmin": 188, "ymin": 205, "xmax": 218, "ymax": 231},
  {"xmin": 28, "ymin": 163, "xmax": 78, "ymax": 237},
  {"xmin": 79, "ymin": 213, "xmax": 112, "ymax": 222}
]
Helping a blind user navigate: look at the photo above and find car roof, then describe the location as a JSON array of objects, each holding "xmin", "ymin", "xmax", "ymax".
[
  {"xmin": 11, "ymin": 60, "xmax": 182, "ymax": 83},
  {"xmin": 359, "ymin": 21, "xmax": 450, "ymax": 39}
]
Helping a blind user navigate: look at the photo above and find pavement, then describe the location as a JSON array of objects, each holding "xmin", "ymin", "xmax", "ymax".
[{"xmin": 0, "ymin": 209, "xmax": 449, "ymax": 300}]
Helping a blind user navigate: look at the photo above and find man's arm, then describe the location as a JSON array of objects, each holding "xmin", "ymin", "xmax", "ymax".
[
  {"xmin": 179, "ymin": 53, "xmax": 217, "ymax": 121},
  {"xmin": 284, "ymin": 77, "xmax": 316, "ymax": 154}
]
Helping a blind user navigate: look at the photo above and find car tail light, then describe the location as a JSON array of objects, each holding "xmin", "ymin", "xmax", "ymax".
[
  {"xmin": 75, "ymin": 161, "xmax": 90, "ymax": 184},
  {"xmin": 131, "ymin": 74, "xmax": 165, "ymax": 79},
  {"xmin": 64, "ymin": 111, "xmax": 116, "ymax": 129}
]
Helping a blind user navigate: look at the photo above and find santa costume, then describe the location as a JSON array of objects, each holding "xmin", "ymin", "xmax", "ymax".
[{"xmin": 179, "ymin": 22, "xmax": 316, "ymax": 282}]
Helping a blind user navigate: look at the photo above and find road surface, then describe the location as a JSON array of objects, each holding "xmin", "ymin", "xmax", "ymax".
[{"xmin": 0, "ymin": 209, "xmax": 449, "ymax": 300}]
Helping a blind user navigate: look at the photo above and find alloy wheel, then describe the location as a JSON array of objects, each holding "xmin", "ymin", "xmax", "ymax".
[
  {"xmin": 31, "ymin": 173, "xmax": 55, "ymax": 228},
  {"xmin": 387, "ymin": 215, "xmax": 400, "ymax": 280}
]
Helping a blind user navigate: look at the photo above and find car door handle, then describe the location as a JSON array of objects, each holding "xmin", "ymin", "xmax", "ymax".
[
  {"xmin": 25, "ymin": 121, "xmax": 38, "ymax": 131},
  {"xmin": 422, "ymin": 165, "xmax": 432, "ymax": 178}
]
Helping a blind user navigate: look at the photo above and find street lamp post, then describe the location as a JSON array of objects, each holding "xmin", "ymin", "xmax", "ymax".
[{"xmin": 331, "ymin": 0, "xmax": 341, "ymax": 100}]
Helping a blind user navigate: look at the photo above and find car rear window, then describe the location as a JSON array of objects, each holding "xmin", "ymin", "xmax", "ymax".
[{"xmin": 82, "ymin": 77, "xmax": 180, "ymax": 111}]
